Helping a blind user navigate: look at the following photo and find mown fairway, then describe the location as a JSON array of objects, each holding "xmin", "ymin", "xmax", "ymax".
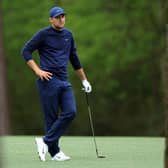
[{"xmin": 0, "ymin": 136, "xmax": 164, "ymax": 168}]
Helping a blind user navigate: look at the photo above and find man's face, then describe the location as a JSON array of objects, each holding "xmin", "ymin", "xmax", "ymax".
[{"xmin": 49, "ymin": 14, "xmax": 65, "ymax": 30}]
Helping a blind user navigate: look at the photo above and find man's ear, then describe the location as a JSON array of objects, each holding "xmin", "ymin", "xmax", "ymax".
[{"xmin": 49, "ymin": 17, "xmax": 52, "ymax": 23}]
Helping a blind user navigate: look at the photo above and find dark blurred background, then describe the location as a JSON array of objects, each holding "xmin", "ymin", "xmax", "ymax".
[{"xmin": 1, "ymin": 0, "xmax": 166, "ymax": 136}]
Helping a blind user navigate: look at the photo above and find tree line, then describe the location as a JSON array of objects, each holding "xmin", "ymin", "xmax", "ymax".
[{"xmin": 2, "ymin": 0, "xmax": 165, "ymax": 136}]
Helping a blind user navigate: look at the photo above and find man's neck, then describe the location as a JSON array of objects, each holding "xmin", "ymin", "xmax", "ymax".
[{"xmin": 51, "ymin": 25, "xmax": 62, "ymax": 31}]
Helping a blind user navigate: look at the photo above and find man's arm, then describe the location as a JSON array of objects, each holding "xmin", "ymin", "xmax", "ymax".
[
  {"xmin": 76, "ymin": 68, "xmax": 92, "ymax": 93},
  {"xmin": 69, "ymin": 34, "xmax": 92, "ymax": 92},
  {"xmin": 75, "ymin": 68, "xmax": 87, "ymax": 81},
  {"xmin": 27, "ymin": 59, "xmax": 52, "ymax": 81},
  {"xmin": 22, "ymin": 31, "xmax": 44, "ymax": 62},
  {"xmin": 22, "ymin": 31, "xmax": 52, "ymax": 80}
]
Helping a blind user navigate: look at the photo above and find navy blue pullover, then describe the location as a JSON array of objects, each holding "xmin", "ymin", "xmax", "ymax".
[{"xmin": 22, "ymin": 26, "xmax": 82, "ymax": 81}]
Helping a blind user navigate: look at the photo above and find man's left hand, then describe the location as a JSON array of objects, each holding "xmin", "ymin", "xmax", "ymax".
[{"xmin": 82, "ymin": 80, "xmax": 92, "ymax": 93}]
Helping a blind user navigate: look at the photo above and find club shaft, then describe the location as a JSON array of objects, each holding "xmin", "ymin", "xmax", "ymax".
[{"xmin": 85, "ymin": 93, "xmax": 99, "ymax": 157}]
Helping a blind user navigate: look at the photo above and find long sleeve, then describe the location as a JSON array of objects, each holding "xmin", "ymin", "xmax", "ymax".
[
  {"xmin": 69, "ymin": 36, "xmax": 82, "ymax": 70},
  {"xmin": 21, "ymin": 30, "xmax": 44, "ymax": 62}
]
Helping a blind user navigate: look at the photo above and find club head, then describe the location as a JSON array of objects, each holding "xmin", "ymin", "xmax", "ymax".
[{"xmin": 98, "ymin": 155, "xmax": 106, "ymax": 158}]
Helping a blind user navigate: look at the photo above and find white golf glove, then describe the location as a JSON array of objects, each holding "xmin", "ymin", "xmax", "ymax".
[{"xmin": 82, "ymin": 79, "xmax": 92, "ymax": 93}]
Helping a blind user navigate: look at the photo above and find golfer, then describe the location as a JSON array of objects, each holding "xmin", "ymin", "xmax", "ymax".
[{"xmin": 21, "ymin": 6, "xmax": 92, "ymax": 161}]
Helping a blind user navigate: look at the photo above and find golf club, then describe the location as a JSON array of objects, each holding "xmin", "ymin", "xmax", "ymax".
[{"xmin": 83, "ymin": 91, "xmax": 106, "ymax": 158}]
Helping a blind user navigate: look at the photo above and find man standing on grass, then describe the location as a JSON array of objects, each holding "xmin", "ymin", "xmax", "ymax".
[{"xmin": 21, "ymin": 6, "xmax": 92, "ymax": 161}]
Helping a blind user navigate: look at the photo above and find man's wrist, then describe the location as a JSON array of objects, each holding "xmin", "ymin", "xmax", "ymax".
[{"xmin": 82, "ymin": 79, "xmax": 88, "ymax": 85}]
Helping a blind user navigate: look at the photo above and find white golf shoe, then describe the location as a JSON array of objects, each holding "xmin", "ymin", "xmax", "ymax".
[
  {"xmin": 51, "ymin": 151, "xmax": 71, "ymax": 161},
  {"xmin": 35, "ymin": 137, "xmax": 48, "ymax": 161}
]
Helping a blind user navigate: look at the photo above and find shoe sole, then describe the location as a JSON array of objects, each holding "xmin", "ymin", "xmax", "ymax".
[{"xmin": 51, "ymin": 158, "xmax": 70, "ymax": 161}]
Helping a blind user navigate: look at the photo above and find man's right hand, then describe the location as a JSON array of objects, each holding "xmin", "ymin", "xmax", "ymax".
[
  {"xmin": 35, "ymin": 69, "xmax": 53, "ymax": 81},
  {"xmin": 27, "ymin": 59, "xmax": 53, "ymax": 81}
]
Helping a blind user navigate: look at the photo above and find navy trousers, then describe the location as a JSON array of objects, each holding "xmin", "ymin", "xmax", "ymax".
[{"xmin": 36, "ymin": 77, "xmax": 76, "ymax": 157}]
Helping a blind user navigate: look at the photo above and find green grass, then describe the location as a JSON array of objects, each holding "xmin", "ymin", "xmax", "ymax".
[{"xmin": 0, "ymin": 136, "xmax": 164, "ymax": 168}]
